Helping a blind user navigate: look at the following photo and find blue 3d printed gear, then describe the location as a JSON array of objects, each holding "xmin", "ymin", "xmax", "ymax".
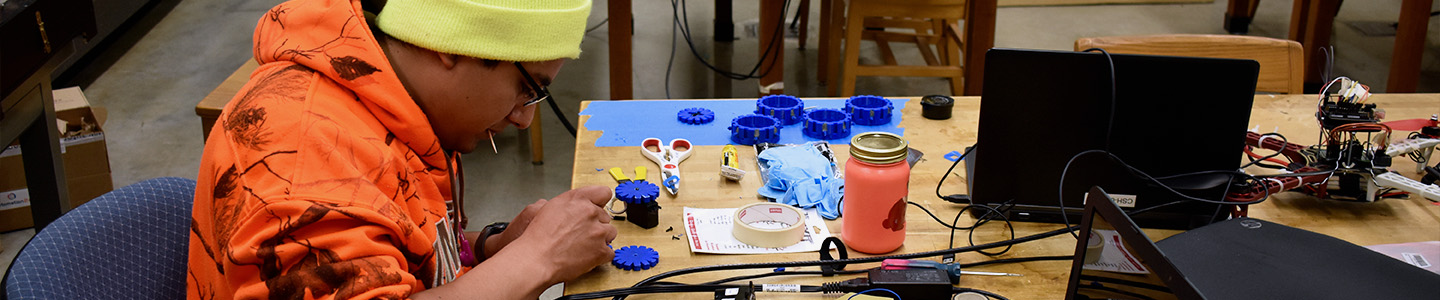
[
  {"xmin": 728, "ymin": 114, "xmax": 782, "ymax": 145},
  {"xmin": 612, "ymin": 245, "xmax": 660, "ymax": 271},
  {"xmin": 756, "ymin": 95, "xmax": 805, "ymax": 125},
  {"xmin": 802, "ymin": 108, "xmax": 851, "ymax": 140},
  {"xmin": 676, "ymin": 107, "xmax": 715, "ymax": 125},
  {"xmin": 845, "ymin": 95, "xmax": 894, "ymax": 125},
  {"xmin": 615, "ymin": 181, "xmax": 660, "ymax": 204}
]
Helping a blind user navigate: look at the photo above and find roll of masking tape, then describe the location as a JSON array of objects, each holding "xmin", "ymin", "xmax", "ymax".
[
  {"xmin": 1083, "ymin": 230, "xmax": 1104, "ymax": 264},
  {"xmin": 732, "ymin": 203, "xmax": 807, "ymax": 248}
]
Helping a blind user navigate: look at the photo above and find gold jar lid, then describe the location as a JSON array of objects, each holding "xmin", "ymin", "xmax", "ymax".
[{"xmin": 849, "ymin": 132, "xmax": 907, "ymax": 164}]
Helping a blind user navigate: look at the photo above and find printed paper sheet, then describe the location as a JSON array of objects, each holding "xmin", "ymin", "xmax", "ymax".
[{"xmin": 682, "ymin": 206, "xmax": 832, "ymax": 254}]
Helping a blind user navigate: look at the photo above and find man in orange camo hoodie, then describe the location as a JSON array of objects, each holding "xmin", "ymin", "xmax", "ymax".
[{"xmin": 187, "ymin": 0, "xmax": 614, "ymax": 299}]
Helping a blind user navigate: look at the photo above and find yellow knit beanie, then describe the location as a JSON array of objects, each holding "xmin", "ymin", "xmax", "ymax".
[{"xmin": 376, "ymin": 0, "xmax": 592, "ymax": 62}]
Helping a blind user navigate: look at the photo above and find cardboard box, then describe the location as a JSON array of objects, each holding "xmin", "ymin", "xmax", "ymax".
[{"xmin": 0, "ymin": 87, "xmax": 113, "ymax": 232}]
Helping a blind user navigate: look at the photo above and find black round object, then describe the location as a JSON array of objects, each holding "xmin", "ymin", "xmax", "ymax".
[
  {"xmin": 1422, "ymin": 125, "xmax": 1439, "ymax": 137},
  {"xmin": 920, "ymin": 95, "xmax": 955, "ymax": 120}
]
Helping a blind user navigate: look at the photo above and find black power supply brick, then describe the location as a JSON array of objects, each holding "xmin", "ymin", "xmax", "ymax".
[
  {"xmin": 713, "ymin": 283, "xmax": 756, "ymax": 300},
  {"xmin": 823, "ymin": 268, "xmax": 954, "ymax": 299}
]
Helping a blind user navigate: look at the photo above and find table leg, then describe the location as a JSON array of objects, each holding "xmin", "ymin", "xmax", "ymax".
[
  {"xmin": 759, "ymin": 0, "xmax": 786, "ymax": 96},
  {"xmin": 797, "ymin": 0, "xmax": 810, "ymax": 50},
  {"xmin": 715, "ymin": 0, "xmax": 734, "ymax": 41},
  {"xmin": 962, "ymin": 0, "xmax": 996, "ymax": 96},
  {"xmin": 1386, "ymin": 0, "xmax": 1431, "ymax": 93},
  {"xmin": 817, "ymin": 0, "xmax": 833, "ymax": 86},
  {"xmin": 18, "ymin": 78, "xmax": 71, "ymax": 232},
  {"xmin": 608, "ymin": 0, "xmax": 633, "ymax": 100},
  {"xmin": 1290, "ymin": 0, "xmax": 1339, "ymax": 93},
  {"xmin": 1225, "ymin": 0, "xmax": 1261, "ymax": 34}
]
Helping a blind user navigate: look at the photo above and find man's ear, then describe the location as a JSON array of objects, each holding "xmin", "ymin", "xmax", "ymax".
[{"xmin": 436, "ymin": 51, "xmax": 460, "ymax": 69}]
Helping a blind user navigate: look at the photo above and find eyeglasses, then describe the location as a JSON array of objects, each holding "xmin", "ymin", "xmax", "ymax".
[{"xmin": 513, "ymin": 62, "xmax": 550, "ymax": 107}]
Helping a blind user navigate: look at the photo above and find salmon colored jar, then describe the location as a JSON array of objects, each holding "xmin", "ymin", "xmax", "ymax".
[{"xmin": 841, "ymin": 132, "xmax": 909, "ymax": 254}]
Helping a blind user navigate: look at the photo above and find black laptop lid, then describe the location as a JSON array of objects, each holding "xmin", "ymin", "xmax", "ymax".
[
  {"xmin": 1066, "ymin": 187, "xmax": 1205, "ymax": 300},
  {"xmin": 1157, "ymin": 218, "xmax": 1440, "ymax": 299},
  {"xmin": 971, "ymin": 48, "xmax": 1259, "ymax": 229}
]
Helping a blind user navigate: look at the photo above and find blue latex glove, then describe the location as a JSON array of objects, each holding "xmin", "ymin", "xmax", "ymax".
[{"xmin": 756, "ymin": 144, "xmax": 845, "ymax": 219}]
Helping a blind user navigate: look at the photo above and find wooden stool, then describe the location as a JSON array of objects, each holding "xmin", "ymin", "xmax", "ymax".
[{"xmin": 829, "ymin": 0, "xmax": 968, "ymax": 97}]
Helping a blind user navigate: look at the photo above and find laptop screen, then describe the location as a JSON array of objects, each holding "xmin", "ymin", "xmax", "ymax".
[
  {"xmin": 1066, "ymin": 187, "xmax": 1205, "ymax": 300},
  {"xmin": 970, "ymin": 48, "xmax": 1259, "ymax": 229}
]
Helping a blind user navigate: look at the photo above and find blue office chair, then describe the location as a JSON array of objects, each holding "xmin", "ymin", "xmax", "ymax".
[{"xmin": 3, "ymin": 177, "xmax": 195, "ymax": 299}]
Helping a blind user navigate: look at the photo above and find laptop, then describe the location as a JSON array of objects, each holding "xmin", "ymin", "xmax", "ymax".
[
  {"xmin": 1066, "ymin": 187, "xmax": 1440, "ymax": 300},
  {"xmin": 969, "ymin": 48, "xmax": 1260, "ymax": 229}
]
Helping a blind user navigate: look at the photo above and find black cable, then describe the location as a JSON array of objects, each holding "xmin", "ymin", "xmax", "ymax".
[
  {"xmin": 666, "ymin": 0, "xmax": 679, "ymax": 99},
  {"xmin": 696, "ymin": 268, "xmax": 870, "ymax": 285},
  {"xmin": 672, "ymin": 0, "xmax": 789, "ymax": 80},
  {"xmin": 903, "ymin": 199, "xmax": 1012, "ymax": 255},
  {"xmin": 966, "ymin": 201, "xmax": 1015, "ymax": 256},
  {"xmin": 585, "ymin": 18, "xmax": 609, "ymax": 34},
  {"xmin": 608, "ymin": 226, "xmax": 1079, "ymax": 299},
  {"xmin": 958, "ymin": 255, "xmax": 1074, "ymax": 268},
  {"xmin": 545, "ymin": 96, "xmax": 577, "ymax": 136},
  {"xmin": 935, "ymin": 145, "xmax": 975, "ymax": 202},
  {"xmin": 560, "ymin": 284, "xmax": 809, "ymax": 300},
  {"xmin": 949, "ymin": 205, "xmax": 965, "ymax": 248},
  {"xmin": 1056, "ymin": 150, "xmax": 1272, "ymax": 239},
  {"xmin": 1081, "ymin": 48, "xmax": 1117, "ymax": 151},
  {"xmin": 1240, "ymin": 132, "xmax": 1290, "ymax": 169},
  {"xmin": 908, "ymin": 201, "xmax": 988, "ymax": 230},
  {"xmin": 1253, "ymin": 170, "xmax": 1335, "ymax": 177}
]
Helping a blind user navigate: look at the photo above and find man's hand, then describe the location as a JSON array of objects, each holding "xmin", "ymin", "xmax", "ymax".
[
  {"xmin": 415, "ymin": 187, "xmax": 615, "ymax": 300},
  {"xmin": 475, "ymin": 198, "xmax": 548, "ymax": 259},
  {"xmin": 495, "ymin": 186, "xmax": 617, "ymax": 284}
]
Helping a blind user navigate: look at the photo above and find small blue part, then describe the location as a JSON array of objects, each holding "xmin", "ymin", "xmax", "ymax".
[
  {"xmin": 676, "ymin": 107, "xmax": 716, "ymax": 125},
  {"xmin": 845, "ymin": 95, "xmax": 894, "ymax": 126},
  {"xmin": 802, "ymin": 108, "xmax": 852, "ymax": 140},
  {"xmin": 756, "ymin": 95, "xmax": 805, "ymax": 125},
  {"xmin": 615, "ymin": 181, "xmax": 660, "ymax": 204},
  {"xmin": 662, "ymin": 176, "xmax": 680, "ymax": 193},
  {"xmin": 612, "ymin": 245, "xmax": 660, "ymax": 271},
  {"xmin": 944, "ymin": 151, "xmax": 962, "ymax": 162},
  {"xmin": 728, "ymin": 114, "xmax": 782, "ymax": 145}
]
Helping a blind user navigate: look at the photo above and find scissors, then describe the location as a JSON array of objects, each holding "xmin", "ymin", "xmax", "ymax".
[{"xmin": 641, "ymin": 138, "xmax": 692, "ymax": 195}]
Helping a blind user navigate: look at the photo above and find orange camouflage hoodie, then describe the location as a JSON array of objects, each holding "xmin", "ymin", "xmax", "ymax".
[{"xmin": 187, "ymin": 0, "xmax": 467, "ymax": 299}]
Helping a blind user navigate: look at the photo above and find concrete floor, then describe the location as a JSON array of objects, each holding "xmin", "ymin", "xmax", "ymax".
[{"xmin": 4, "ymin": 0, "xmax": 1437, "ymax": 281}]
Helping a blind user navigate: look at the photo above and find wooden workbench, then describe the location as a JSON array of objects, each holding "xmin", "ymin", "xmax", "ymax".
[{"xmin": 565, "ymin": 94, "xmax": 1440, "ymax": 299}]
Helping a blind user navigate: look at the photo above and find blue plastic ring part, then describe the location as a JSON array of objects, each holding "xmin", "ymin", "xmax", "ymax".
[
  {"xmin": 615, "ymin": 181, "xmax": 660, "ymax": 204},
  {"xmin": 845, "ymin": 95, "xmax": 894, "ymax": 126},
  {"xmin": 728, "ymin": 114, "xmax": 782, "ymax": 145},
  {"xmin": 676, "ymin": 107, "xmax": 715, "ymax": 125},
  {"xmin": 802, "ymin": 108, "xmax": 852, "ymax": 140},
  {"xmin": 756, "ymin": 95, "xmax": 805, "ymax": 125},
  {"xmin": 612, "ymin": 245, "xmax": 660, "ymax": 271}
]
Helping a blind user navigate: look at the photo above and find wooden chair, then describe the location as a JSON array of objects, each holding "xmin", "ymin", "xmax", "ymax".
[
  {"xmin": 820, "ymin": 0, "xmax": 968, "ymax": 97},
  {"xmin": 1074, "ymin": 34, "xmax": 1304, "ymax": 94}
]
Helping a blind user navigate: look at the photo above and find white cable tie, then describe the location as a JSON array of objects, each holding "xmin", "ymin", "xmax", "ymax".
[
  {"xmin": 1257, "ymin": 135, "xmax": 1274, "ymax": 149},
  {"xmin": 1265, "ymin": 177, "xmax": 1287, "ymax": 190}
]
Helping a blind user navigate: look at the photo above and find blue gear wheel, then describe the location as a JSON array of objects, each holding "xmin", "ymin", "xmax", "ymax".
[
  {"xmin": 615, "ymin": 181, "xmax": 660, "ymax": 204},
  {"xmin": 728, "ymin": 114, "xmax": 782, "ymax": 145},
  {"xmin": 845, "ymin": 95, "xmax": 894, "ymax": 126},
  {"xmin": 802, "ymin": 108, "xmax": 852, "ymax": 140},
  {"xmin": 612, "ymin": 245, "xmax": 659, "ymax": 271},
  {"xmin": 677, "ymin": 107, "xmax": 716, "ymax": 125},
  {"xmin": 756, "ymin": 95, "xmax": 805, "ymax": 125}
]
